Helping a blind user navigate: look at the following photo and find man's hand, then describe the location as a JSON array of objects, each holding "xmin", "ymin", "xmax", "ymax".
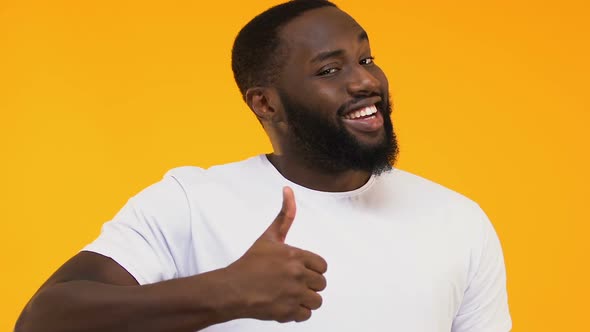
[{"xmin": 224, "ymin": 186, "xmax": 328, "ymax": 323}]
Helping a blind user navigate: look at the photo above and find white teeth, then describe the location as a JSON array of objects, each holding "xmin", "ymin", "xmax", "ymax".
[{"xmin": 344, "ymin": 105, "xmax": 378, "ymax": 120}]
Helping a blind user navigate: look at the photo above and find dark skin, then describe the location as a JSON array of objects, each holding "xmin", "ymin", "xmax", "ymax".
[
  {"xmin": 248, "ymin": 8, "xmax": 389, "ymax": 192},
  {"xmin": 15, "ymin": 7, "xmax": 386, "ymax": 332}
]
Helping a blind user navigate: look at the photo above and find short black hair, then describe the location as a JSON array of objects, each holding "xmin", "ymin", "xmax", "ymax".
[{"xmin": 231, "ymin": 0, "xmax": 337, "ymax": 99}]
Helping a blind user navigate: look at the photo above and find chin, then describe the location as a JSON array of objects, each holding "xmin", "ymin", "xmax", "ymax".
[{"xmin": 351, "ymin": 130, "xmax": 387, "ymax": 148}]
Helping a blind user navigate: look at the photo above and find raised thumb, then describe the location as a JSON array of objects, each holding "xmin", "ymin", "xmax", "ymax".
[{"xmin": 263, "ymin": 186, "xmax": 296, "ymax": 242}]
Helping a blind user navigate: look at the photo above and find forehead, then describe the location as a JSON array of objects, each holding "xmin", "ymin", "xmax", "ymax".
[{"xmin": 279, "ymin": 7, "xmax": 367, "ymax": 60}]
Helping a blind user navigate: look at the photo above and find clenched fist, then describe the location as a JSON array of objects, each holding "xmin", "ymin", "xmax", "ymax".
[{"xmin": 223, "ymin": 186, "xmax": 328, "ymax": 323}]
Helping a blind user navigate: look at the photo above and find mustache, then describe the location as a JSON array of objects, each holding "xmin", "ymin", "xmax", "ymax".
[{"xmin": 336, "ymin": 93, "xmax": 388, "ymax": 117}]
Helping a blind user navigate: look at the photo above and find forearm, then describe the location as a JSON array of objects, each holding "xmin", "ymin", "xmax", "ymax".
[{"xmin": 16, "ymin": 268, "xmax": 240, "ymax": 332}]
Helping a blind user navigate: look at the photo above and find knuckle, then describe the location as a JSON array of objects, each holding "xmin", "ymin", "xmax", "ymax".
[
  {"xmin": 287, "ymin": 247, "xmax": 300, "ymax": 259},
  {"xmin": 316, "ymin": 293, "xmax": 324, "ymax": 309},
  {"xmin": 285, "ymin": 284, "xmax": 302, "ymax": 298},
  {"xmin": 319, "ymin": 257, "xmax": 328, "ymax": 273},
  {"xmin": 276, "ymin": 210, "xmax": 286, "ymax": 219},
  {"xmin": 287, "ymin": 263, "xmax": 305, "ymax": 280},
  {"xmin": 276, "ymin": 304, "xmax": 295, "ymax": 323},
  {"xmin": 297, "ymin": 308, "xmax": 312, "ymax": 322},
  {"xmin": 318, "ymin": 275, "xmax": 327, "ymax": 291},
  {"xmin": 310, "ymin": 293, "xmax": 323, "ymax": 310},
  {"xmin": 307, "ymin": 252, "xmax": 328, "ymax": 273},
  {"xmin": 276, "ymin": 311, "xmax": 291, "ymax": 323},
  {"xmin": 276, "ymin": 314, "xmax": 291, "ymax": 323}
]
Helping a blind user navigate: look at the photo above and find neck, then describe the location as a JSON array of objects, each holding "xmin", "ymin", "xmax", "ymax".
[{"xmin": 266, "ymin": 153, "xmax": 372, "ymax": 192}]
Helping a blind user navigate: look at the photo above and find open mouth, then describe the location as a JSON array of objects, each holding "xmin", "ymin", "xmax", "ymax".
[
  {"xmin": 342, "ymin": 105, "xmax": 379, "ymax": 120},
  {"xmin": 340, "ymin": 104, "xmax": 383, "ymax": 133}
]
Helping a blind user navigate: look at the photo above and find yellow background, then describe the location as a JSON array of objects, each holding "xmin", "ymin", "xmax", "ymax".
[{"xmin": 1, "ymin": 0, "xmax": 588, "ymax": 330}]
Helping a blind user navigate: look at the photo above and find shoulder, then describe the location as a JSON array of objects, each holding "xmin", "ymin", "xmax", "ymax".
[
  {"xmin": 379, "ymin": 168, "xmax": 481, "ymax": 211},
  {"xmin": 163, "ymin": 155, "xmax": 266, "ymax": 193},
  {"xmin": 374, "ymin": 168, "xmax": 493, "ymax": 245}
]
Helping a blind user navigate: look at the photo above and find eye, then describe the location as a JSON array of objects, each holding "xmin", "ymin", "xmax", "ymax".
[
  {"xmin": 360, "ymin": 56, "xmax": 375, "ymax": 65},
  {"xmin": 317, "ymin": 67, "xmax": 339, "ymax": 76}
]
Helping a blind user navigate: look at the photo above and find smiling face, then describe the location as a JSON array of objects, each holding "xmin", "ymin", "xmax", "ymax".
[{"xmin": 274, "ymin": 6, "xmax": 398, "ymax": 174}]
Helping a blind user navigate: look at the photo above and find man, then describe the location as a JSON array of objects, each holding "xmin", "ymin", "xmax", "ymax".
[{"xmin": 15, "ymin": 1, "xmax": 511, "ymax": 331}]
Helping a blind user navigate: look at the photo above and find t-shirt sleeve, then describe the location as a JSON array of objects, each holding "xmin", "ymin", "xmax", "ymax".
[
  {"xmin": 451, "ymin": 207, "xmax": 512, "ymax": 332},
  {"xmin": 82, "ymin": 172, "xmax": 192, "ymax": 285}
]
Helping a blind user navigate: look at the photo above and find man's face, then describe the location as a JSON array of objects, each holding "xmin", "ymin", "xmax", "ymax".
[{"xmin": 275, "ymin": 7, "xmax": 398, "ymax": 174}]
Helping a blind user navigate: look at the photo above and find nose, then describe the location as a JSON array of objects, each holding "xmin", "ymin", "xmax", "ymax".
[{"xmin": 346, "ymin": 65, "xmax": 381, "ymax": 96}]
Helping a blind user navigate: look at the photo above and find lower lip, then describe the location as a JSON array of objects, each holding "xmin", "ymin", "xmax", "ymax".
[{"xmin": 341, "ymin": 111, "xmax": 384, "ymax": 133}]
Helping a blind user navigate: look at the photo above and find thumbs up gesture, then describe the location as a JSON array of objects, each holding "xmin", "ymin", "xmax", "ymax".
[{"xmin": 223, "ymin": 187, "xmax": 328, "ymax": 323}]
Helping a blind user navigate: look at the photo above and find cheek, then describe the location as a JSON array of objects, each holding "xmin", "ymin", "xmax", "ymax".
[
  {"xmin": 304, "ymin": 81, "xmax": 347, "ymax": 112},
  {"xmin": 373, "ymin": 66, "xmax": 389, "ymax": 91}
]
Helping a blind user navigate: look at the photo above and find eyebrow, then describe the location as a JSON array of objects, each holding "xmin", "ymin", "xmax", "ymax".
[{"xmin": 310, "ymin": 30, "xmax": 369, "ymax": 64}]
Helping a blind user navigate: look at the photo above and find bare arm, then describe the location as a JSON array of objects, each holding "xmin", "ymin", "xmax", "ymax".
[
  {"xmin": 15, "ymin": 187, "xmax": 327, "ymax": 332},
  {"xmin": 15, "ymin": 251, "xmax": 240, "ymax": 332}
]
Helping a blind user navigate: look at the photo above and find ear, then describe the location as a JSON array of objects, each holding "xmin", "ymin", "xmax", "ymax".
[{"xmin": 245, "ymin": 87, "xmax": 284, "ymax": 123}]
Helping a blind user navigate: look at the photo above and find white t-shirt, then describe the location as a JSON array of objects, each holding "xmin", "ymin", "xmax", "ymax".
[{"xmin": 84, "ymin": 155, "xmax": 511, "ymax": 332}]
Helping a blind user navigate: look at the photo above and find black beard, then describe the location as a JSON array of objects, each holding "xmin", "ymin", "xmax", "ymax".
[{"xmin": 278, "ymin": 90, "xmax": 398, "ymax": 175}]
